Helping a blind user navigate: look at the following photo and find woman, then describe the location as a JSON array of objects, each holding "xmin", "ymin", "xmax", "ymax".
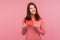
[{"xmin": 21, "ymin": 2, "xmax": 45, "ymax": 40}]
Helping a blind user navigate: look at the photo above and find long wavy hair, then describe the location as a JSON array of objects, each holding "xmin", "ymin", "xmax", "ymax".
[{"xmin": 24, "ymin": 2, "xmax": 41, "ymax": 22}]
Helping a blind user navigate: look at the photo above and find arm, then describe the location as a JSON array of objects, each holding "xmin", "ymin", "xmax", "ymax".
[
  {"xmin": 21, "ymin": 19, "xmax": 27, "ymax": 35},
  {"xmin": 33, "ymin": 19, "xmax": 45, "ymax": 35},
  {"xmin": 21, "ymin": 27, "xmax": 27, "ymax": 35},
  {"xmin": 40, "ymin": 19, "xmax": 45, "ymax": 35}
]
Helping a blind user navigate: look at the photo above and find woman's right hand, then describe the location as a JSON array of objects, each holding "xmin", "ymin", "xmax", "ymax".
[
  {"xmin": 32, "ymin": 21, "xmax": 39, "ymax": 28},
  {"xmin": 21, "ymin": 27, "xmax": 27, "ymax": 35},
  {"xmin": 22, "ymin": 23, "xmax": 27, "ymax": 28}
]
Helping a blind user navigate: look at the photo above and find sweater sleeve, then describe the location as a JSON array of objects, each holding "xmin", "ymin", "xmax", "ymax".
[
  {"xmin": 40, "ymin": 19, "xmax": 45, "ymax": 35},
  {"xmin": 21, "ymin": 19, "xmax": 27, "ymax": 35}
]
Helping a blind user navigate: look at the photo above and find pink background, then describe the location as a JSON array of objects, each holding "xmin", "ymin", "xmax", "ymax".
[{"xmin": 0, "ymin": 0, "xmax": 60, "ymax": 40}]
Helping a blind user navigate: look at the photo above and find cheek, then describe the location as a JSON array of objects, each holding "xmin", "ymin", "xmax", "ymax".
[
  {"xmin": 34, "ymin": 9, "xmax": 36, "ymax": 12},
  {"xmin": 30, "ymin": 9, "xmax": 36, "ymax": 14},
  {"xmin": 30, "ymin": 9, "xmax": 32, "ymax": 13}
]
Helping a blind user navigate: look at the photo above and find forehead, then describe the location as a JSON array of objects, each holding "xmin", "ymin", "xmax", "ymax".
[{"xmin": 29, "ymin": 5, "xmax": 35, "ymax": 8}]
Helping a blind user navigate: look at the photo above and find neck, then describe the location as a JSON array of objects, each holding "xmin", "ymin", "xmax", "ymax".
[
  {"xmin": 31, "ymin": 14, "xmax": 35, "ymax": 20},
  {"xmin": 31, "ymin": 14, "xmax": 35, "ymax": 17}
]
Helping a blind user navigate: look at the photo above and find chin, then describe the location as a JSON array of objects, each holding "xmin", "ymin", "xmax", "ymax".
[
  {"xmin": 32, "ymin": 14, "xmax": 35, "ymax": 15},
  {"xmin": 31, "ymin": 12, "xmax": 36, "ymax": 15}
]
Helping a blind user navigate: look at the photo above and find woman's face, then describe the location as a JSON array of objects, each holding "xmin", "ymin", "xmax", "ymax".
[{"xmin": 29, "ymin": 5, "xmax": 36, "ymax": 15}]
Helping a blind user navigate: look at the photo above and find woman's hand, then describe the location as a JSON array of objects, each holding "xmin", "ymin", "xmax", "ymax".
[
  {"xmin": 32, "ymin": 21, "xmax": 40, "ymax": 28},
  {"xmin": 22, "ymin": 23, "xmax": 27, "ymax": 28},
  {"xmin": 33, "ymin": 24, "xmax": 40, "ymax": 35},
  {"xmin": 21, "ymin": 27, "xmax": 27, "ymax": 35}
]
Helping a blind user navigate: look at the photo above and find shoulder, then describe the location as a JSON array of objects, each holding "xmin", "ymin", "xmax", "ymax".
[
  {"xmin": 39, "ymin": 19, "xmax": 42, "ymax": 22},
  {"xmin": 22, "ymin": 19, "xmax": 26, "ymax": 23},
  {"xmin": 39, "ymin": 19, "xmax": 44, "ymax": 24}
]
